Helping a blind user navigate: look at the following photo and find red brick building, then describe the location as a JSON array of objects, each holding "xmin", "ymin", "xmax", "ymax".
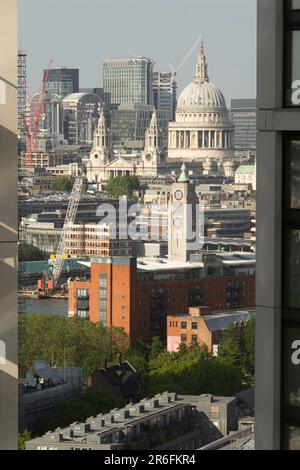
[
  {"xmin": 68, "ymin": 256, "xmax": 255, "ymax": 344},
  {"xmin": 167, "ymin": 306, "xmax": 254, "ymax": 354}
]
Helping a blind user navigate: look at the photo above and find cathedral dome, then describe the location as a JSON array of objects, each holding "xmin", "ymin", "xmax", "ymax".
[
  {"xmin": 177, "ymin": 42, "xmax": 227, "ymax": 113},
  {"xmin": 177, "ymin": 80, "xmax": 226, "ymax": 112}
]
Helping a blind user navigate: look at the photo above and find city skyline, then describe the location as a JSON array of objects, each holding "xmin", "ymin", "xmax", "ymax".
[{"xmin": 19, "ymin": 0, "xmax": 256, "ymax": 103}]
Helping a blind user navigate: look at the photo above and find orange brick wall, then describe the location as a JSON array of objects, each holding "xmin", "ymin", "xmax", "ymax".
[{"xmin": 167, "ymin": 315, "xmax": 213, "ymax": 352}]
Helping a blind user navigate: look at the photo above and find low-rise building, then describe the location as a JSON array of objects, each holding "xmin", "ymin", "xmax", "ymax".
[
  {"xmin": 87, "ymin": 360, "xmax": 139, "ymax": 402},
  {"xmin": 167, "ymin": 306, "xmax": 254, "ymax": 354},
  {"xmin": 235, "ymin": 164, "xmax": 256, "ymax": 191},
  {"xmin": 25, "ymin": 392, "xmax": 237, "ymax": 450}
]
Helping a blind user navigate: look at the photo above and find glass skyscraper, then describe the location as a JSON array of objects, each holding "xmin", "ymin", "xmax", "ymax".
[
  {"xmin": 103, "ymin": 57, "xmax": 155, "ymax": 107},
  {"xmin": 45, "ymin": 68, "xmax": 79, "ymax": 100},
  {"xmin": 230, "ymin": 99, "xmax": 257, "ymax": 151}
]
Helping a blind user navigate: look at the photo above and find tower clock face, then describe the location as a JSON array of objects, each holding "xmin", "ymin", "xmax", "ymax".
[
  {"xmin": 93, "ymin": 154, "xmax": 99, "ymax": 160},
  {"xmin": 145, "ymin": 153, "xmax": 152, "ymax": 161},
  {"xmin": 174, "ymin": 190, "xmax": 183, "ymax": 201}
]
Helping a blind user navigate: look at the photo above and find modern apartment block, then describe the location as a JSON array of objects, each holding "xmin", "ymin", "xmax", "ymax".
[
  {"xmin": 256, "ymin": 0, "xmax": 300, "ymax": 450},
  {"xmin": 0, "ymin": 0, "xmax": 18, "ymax": 450},
  {"xmin": 25, "ymin": 392, "xmax": 238, "ymax": 450},
  {"xmin": 103, "ymin": 57, "xmax": 155, "ymax": 107},
  {"xmin": 64, "ymin": 223, "xmax": 132, "ymax": 258},
  {"xmin": 230, "ymin": 99, "xmax": 257, "ymax": 151},
  {"xmin": 68, "ymin": 256, "xmax": 255, "ymax": 342}
]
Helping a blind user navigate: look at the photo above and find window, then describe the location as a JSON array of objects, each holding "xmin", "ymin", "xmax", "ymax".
[
  {"xmin": 285, "ymin": 5, "xmax": 300, "ymax": 106},
  {"xmin": 191, "ymin": 334, "xmax": 198, "ymax": 343},
  {"xmin": 181, "ymin": 322, "xmax": 187, "ymax": 329},
  {"xmin": 284, "ymin": 326, "xmax": 300, "ymax": 409},
  {"xmin": 181, "ymin": 334, "xmax": 187, "ymax": 342},
  {"xmin": 192, "ymin": 322, "xmax": 198, "ymax": 330},
  {"xmin": 99, "ymin": 273, "xmax": 107, "ymax": 325},
  {"xmin": 286, "ymin": 425, "xmax": 300, "ymax": 450},
  {"xmin": 283, "ymin": 134, "xmax": 300, "ymax": 448}
]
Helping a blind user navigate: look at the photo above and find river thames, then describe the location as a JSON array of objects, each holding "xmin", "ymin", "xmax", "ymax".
[{"xmin": 18, "ymin": 297, "xmax": 68, "ymax": 316}]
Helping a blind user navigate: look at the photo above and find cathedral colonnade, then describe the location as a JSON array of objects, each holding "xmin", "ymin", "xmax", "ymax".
[{"xmin": 168, "ymin": 129, "xmax": 234, "ymax": 150}]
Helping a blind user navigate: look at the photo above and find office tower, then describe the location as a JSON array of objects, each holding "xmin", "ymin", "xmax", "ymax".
[
  {"xmin": 153, "ymin": 71, "xmax": 177, "ymax": 121},
  {"xmin": 103, "ymin": 57, "xmax": 155, "ymax": 107},
  {"xmin": 45, "ymin": 68, "xmax": 79, "ymax": 100},
  {"xmin": 256, "ymin": 0, "xmax": 300, "ymax": 450},
  {"xmin": 110, "ymin": 103, "xmax": 169, "ymax": 150},
  {"xmin": 62, "ymin": 92, "xmax": 101, "ymax": 145},
  {"xmin": 230, "ymin": 99, "xmax": 257, "ymax": 151}
]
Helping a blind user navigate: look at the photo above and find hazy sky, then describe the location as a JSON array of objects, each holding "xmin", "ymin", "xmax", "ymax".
[{"xmin": 19, "ymin": 0, "xmax": 257, "ymax": 103}]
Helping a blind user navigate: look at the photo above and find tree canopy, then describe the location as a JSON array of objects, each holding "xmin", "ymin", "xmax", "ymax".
[
  {"xmin": 51, "ymin": 176, "xmax": 73, "ymax": 192},
  {"xmin": 106, "ymin": 175, "xmax": 140, "ymax": 198},
  {"xmin": 18, "ymin": 242, "xmax": 47, "ymax": 262},
  {"xmin": 218, "ymin": 318, "xmax": 255, "ymax": 383},
  {"xmin": 19, "ymin": 314, "xmax": 130, "ymax": 376}
]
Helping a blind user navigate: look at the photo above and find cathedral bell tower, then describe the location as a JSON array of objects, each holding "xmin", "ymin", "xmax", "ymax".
[
  {"xmin": 90, "ymin": 103, "xmax": 111, "ymax": 165},
  {"xmin": 87, "ymin": 103, "xmax": 112, "ymax": 183},
  {"xmin": 142, "ymin": 109, "xmax": 166, "ymax": 176}
]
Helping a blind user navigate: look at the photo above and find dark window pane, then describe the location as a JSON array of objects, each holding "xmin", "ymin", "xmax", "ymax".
[
  {"xmin": 288, "ymin": 0, "xmax": 300, "ymax": 9},
  {"xmin": 288, "ymin": 140, "xmax": 300, "ymax": 208},
  {"xmin": 285, "ymin": 326, "xmax": 300, "ymax": 407},
  {"xmin": 286, "ymin": 229, "xmax": 300, "ymax": 308},
  {"xmin": 287, "ymin": 425, "xmax": 300, "ymax": 450},
  {"xmin": 286, "ymin": 31, "xmax": 300, "ymax": 106},
  {"xmin": 181, "ymin": 322, "xmax": 187, "ymax": 329}
]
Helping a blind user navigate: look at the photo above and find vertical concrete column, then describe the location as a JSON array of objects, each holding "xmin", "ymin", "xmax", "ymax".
[{"xmin": 0, "ymin": 0, "xmax": 18, "ymax": 450}]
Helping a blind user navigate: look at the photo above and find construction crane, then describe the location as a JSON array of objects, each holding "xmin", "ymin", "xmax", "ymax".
[
  {"xmin": 169, "ymin": 34, "xmax": 203, "ymax": 77},
  {"xmin": 21, "ymin": 60, "xmax": 54, "ymax": 168},
  {"xmin": 51, "ymin": 177, "xmax": 83, "ymax": 286},
  {"xmin": 32, "ymin": 60, "xmax": 54, "ymax": 153},
  {"xmin": 22, "ymin": 112, "xmax": 32, "ymax": 168}
]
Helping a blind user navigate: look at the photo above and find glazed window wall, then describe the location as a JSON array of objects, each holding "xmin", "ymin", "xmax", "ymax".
[
  {"xmin": 99, "ymin": 273, "xmax": 107, "ymax": 325},
  {"xmin": 285, "ymin": 3, "xmax": 300, "ymax": 106},
  {"xmin": 283, "ymin": 134, "xmax": 300, "ymax": 449}
]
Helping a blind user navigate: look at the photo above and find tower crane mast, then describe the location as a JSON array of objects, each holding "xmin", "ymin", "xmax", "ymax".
[{"xmin": 52, "ymin": 177, "xmax": 83, "ymax": 286}]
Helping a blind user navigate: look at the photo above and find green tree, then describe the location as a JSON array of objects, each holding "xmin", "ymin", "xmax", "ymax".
[
  {"xmin": 149, "ymin": 336, "xmax": 163, "ymax": 360},
  {"xmin": 218, "ymin": 325, "xmax": 242, "ymax": 367},
  {"xmin": 18, "ymin": 242, "xmax": 46, "ymax": 261},
  {"xmin": 243, "ymin": 317, "xmax": 255, "ymax": 378},
  {"xmin": 107, "ymin": 175, "xmax": 140, "ymax": 198},
  {"xmin": 51, "ymin": 176, "xmax": 73, "ymax": 192},
  {"xmin": 19, "ymin": 314, "xmax": 130, "ymax": 376},
  {"xmin": 143, "ymin": 345, "xmax": 243, "ymax": 397},
  {"xmin": 18, "ymin": 429, "xmax": 32, "ymax": 450}
]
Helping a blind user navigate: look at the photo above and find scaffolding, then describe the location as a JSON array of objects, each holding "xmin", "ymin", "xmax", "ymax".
[{"xmin": 18, "ymin": 50, "xmax": 27, "ymax": 141}]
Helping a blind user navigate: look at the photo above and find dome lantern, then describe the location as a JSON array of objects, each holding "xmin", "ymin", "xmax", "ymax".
[{"xmin": 195, "ymin": 40, "xmax": 209, "ymax": 82}]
